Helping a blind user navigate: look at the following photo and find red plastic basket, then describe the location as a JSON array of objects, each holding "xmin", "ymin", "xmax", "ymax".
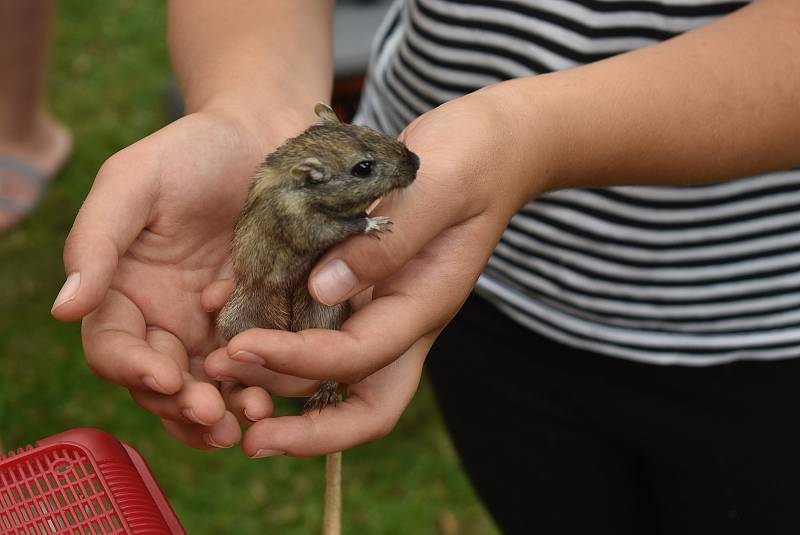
[{"xmin": 0, "ymin": 428, "xmax": 185, "ymax": 534}]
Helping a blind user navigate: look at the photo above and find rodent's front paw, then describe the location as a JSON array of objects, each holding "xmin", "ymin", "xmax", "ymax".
[{"xmin": 364, "ymin": 216, "xmax": 392, "ymax": 235}]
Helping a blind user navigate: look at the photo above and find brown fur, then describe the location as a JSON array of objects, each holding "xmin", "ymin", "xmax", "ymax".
[{"xmin": 217, "ymin": 103, "xmax": 419, "ymax": 410}]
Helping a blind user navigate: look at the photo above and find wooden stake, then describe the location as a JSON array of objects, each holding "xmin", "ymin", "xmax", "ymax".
[{"xmin": 323, "ymin": 451, "xmax": 342, "ymax": 535}]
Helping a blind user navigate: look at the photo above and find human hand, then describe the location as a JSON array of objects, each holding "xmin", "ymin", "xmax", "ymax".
[
  {"xmin": 202, "ymin": 273, "xmax": 435, "ymax": 457},
  {"xmin": 212, "ymin": 86, "xmax": 546, "ymax": 455},
  {"xmin": 51, "ymin": 108, "xmax": 307, "ymax": 449}
]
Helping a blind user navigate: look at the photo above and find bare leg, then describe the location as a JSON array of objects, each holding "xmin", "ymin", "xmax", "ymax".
[{"xmin": 0, "ymin": 0, "xmax": 72, "ymax": 231}]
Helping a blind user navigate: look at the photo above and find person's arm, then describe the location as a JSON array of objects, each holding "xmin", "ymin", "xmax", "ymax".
[
  {"xmin": 216, "ymin": 0, "xmax": 800, "ymax": 456},
  {"xmin": 168, "ymin": 0, "xmax": 334, "ymax": 141},
  {"xmin": 309, "ymin": 0, "xmax": 800, "ymax": 314},
  {"xmin": 56, "ymin": 0, "xmax": 335, "ymax": 322},
  {"xmin": 502, "ymin": 0, "xmax": 800, "ymax": 197},
  {"xmin": 53, "ymin": 1, "xmax": 335, "ymax": 449}
]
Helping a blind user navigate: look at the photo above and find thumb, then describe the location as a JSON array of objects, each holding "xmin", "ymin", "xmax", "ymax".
[
  {"xmin": 308, "ymin": 172, "xmax": 469, "ymax": 306},
  {"xmin": 52, "ymin": 160, "xmax": 154, "ymax": 321}
]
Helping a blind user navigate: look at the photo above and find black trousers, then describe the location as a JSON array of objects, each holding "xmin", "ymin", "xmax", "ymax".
[{"xmin": 427, "ymin": 293, "xmax": 800, "ymax": 535}]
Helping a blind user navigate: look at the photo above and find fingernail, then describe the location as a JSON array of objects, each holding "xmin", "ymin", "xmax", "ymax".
[
  {"xmin": 51, "ymin": 272, "xmax": 80, "ymax": 312},
  {"xmin": 231, "ymin": 351, "xmax": 265, "ymax": 365},
  {"xmin": 313, "ymin": 259, "xmax": 357, "ymax": 306},
  {"xmin": 141, "ymin": 375, "xmax": 169, "ymax": 394},
  {"xmin": 243, "ymin": 408, "xmax": 261, "ymax": 422},
  {"xmin": 182, "ymin": 408, "xmax": 212, "ymax": 426},
  {"xmin": 204, "ymin": 433, "xmax": 234, "ymax": 449},
  {"xmin": 212, "ymin": 376, "xmax": 238, "ymax": 382},
  {"xmin": 251, "ymin": 449, "xmax": 285, "ymax": 459}
]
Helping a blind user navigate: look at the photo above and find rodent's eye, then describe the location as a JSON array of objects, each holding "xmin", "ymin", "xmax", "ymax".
[{"xmin": 350, "ymin": 160, "xmax": 375, "ymax": 178}]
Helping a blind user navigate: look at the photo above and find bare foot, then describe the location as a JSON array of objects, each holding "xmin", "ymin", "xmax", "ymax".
[{"xmin": 0, "ymin": 114, "xmax": 72, "ymax": 233}]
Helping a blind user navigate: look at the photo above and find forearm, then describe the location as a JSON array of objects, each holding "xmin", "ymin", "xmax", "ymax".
[
  {"xmin": 167, "ymin": 0, "xmax": 334, "ymax": 138},
  {"xmin": 496, "ymin": 0, "xmax": 800, "ymax": 197}
]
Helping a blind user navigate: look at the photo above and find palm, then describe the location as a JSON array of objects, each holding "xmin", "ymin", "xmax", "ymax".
[
  {"xmin": 56, "ymin": 110, "xmax": 301, "ymax": 449},
  {"xmin": 108, "ymin": 112, "xmax": 262, "ymax": 354}
]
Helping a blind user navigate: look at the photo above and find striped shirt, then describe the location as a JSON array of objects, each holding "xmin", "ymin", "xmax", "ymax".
[{"xmin": 355, "ymin": 0, "xmax": 800, "ymax": 366}]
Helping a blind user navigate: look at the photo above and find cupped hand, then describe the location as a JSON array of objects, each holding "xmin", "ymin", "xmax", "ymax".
[
  {"xmin": 214, "ymin": 86, "xmax": 546, "ymax": 455},
  {"xmin": 203, "ymin": 280, "xmax": 434, "ymax": 457},
  {"xmin": 52, "ymin": 109, "xmax": 302, "ymax": 449}
]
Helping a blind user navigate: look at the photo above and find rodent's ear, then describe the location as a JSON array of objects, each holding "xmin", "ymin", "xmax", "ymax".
[
  {"xmin": 314, "ymin": 102, "xmax": 341, "ymax": 125},
  {"xmin": 291, "ymin": 157, "xmax": 330, "ymax": 183}
]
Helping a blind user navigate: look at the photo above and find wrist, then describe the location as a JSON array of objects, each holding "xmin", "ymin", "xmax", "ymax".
[
  {"xmin": 470, "ymin": 80, "xmax": 561, "ymax": 209},
  {"xmin": 197, "ymin": 92, "xmax": 324, "ymax": 155}
]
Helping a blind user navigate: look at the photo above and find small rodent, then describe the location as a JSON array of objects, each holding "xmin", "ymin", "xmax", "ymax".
[{"xmin": 217, "ymin": 103, "xmax": 419, "ymax": 411}]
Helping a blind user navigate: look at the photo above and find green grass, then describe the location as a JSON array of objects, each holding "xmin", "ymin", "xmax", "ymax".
[{"xmin": 0, "ymin": 1, "xmax": 498, "ymax": 533}]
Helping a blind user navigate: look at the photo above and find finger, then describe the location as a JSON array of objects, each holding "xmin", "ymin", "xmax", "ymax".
[
  {"xmin": 129, "ymin": 371, "xmax": 227, "ymax": 425},
  {"xmin": 201, "ymin": 278, "xmax": 235, "ymax": 312},
  {"xmin": 229, "ymin": 217, "xmax": 492, "ymax": 384},
  {"xmin": 349, "ymin": 287, "xmax": 374, "ymax": 312},
  {"xmin": 242, "ymin": 337, "xmax": 430, "ymax": 458},
  {"xmin": 161, "ymin": 410, "xmax": 242, "ymax": 451},
  {"xmin": 205, "ymin": 346, "xmax": 318, "ymax": 397},
  {"xmin": 53, "ymin": 156, "xmax": 155, "ymax": 321},
  {"xmin": 307, "ymin": 150, "xmax": 478, "ymax": 307},
  {"xmin": 81, "ymin": 290, "xmax": 183, "ymax": 394},
  {"xmin": 221, "ymin": 383, "xmax": 274, "ymax": 425}
]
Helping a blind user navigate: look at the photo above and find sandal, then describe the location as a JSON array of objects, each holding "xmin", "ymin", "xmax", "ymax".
[{"xmin": 0, "ymin": 157, "xmax": 48, "ymax": 234}]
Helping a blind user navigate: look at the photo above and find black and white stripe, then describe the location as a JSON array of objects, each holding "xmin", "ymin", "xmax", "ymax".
[{"xmin": 354, "ymin": 0, "xmax": 800, "ymax": 365}]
